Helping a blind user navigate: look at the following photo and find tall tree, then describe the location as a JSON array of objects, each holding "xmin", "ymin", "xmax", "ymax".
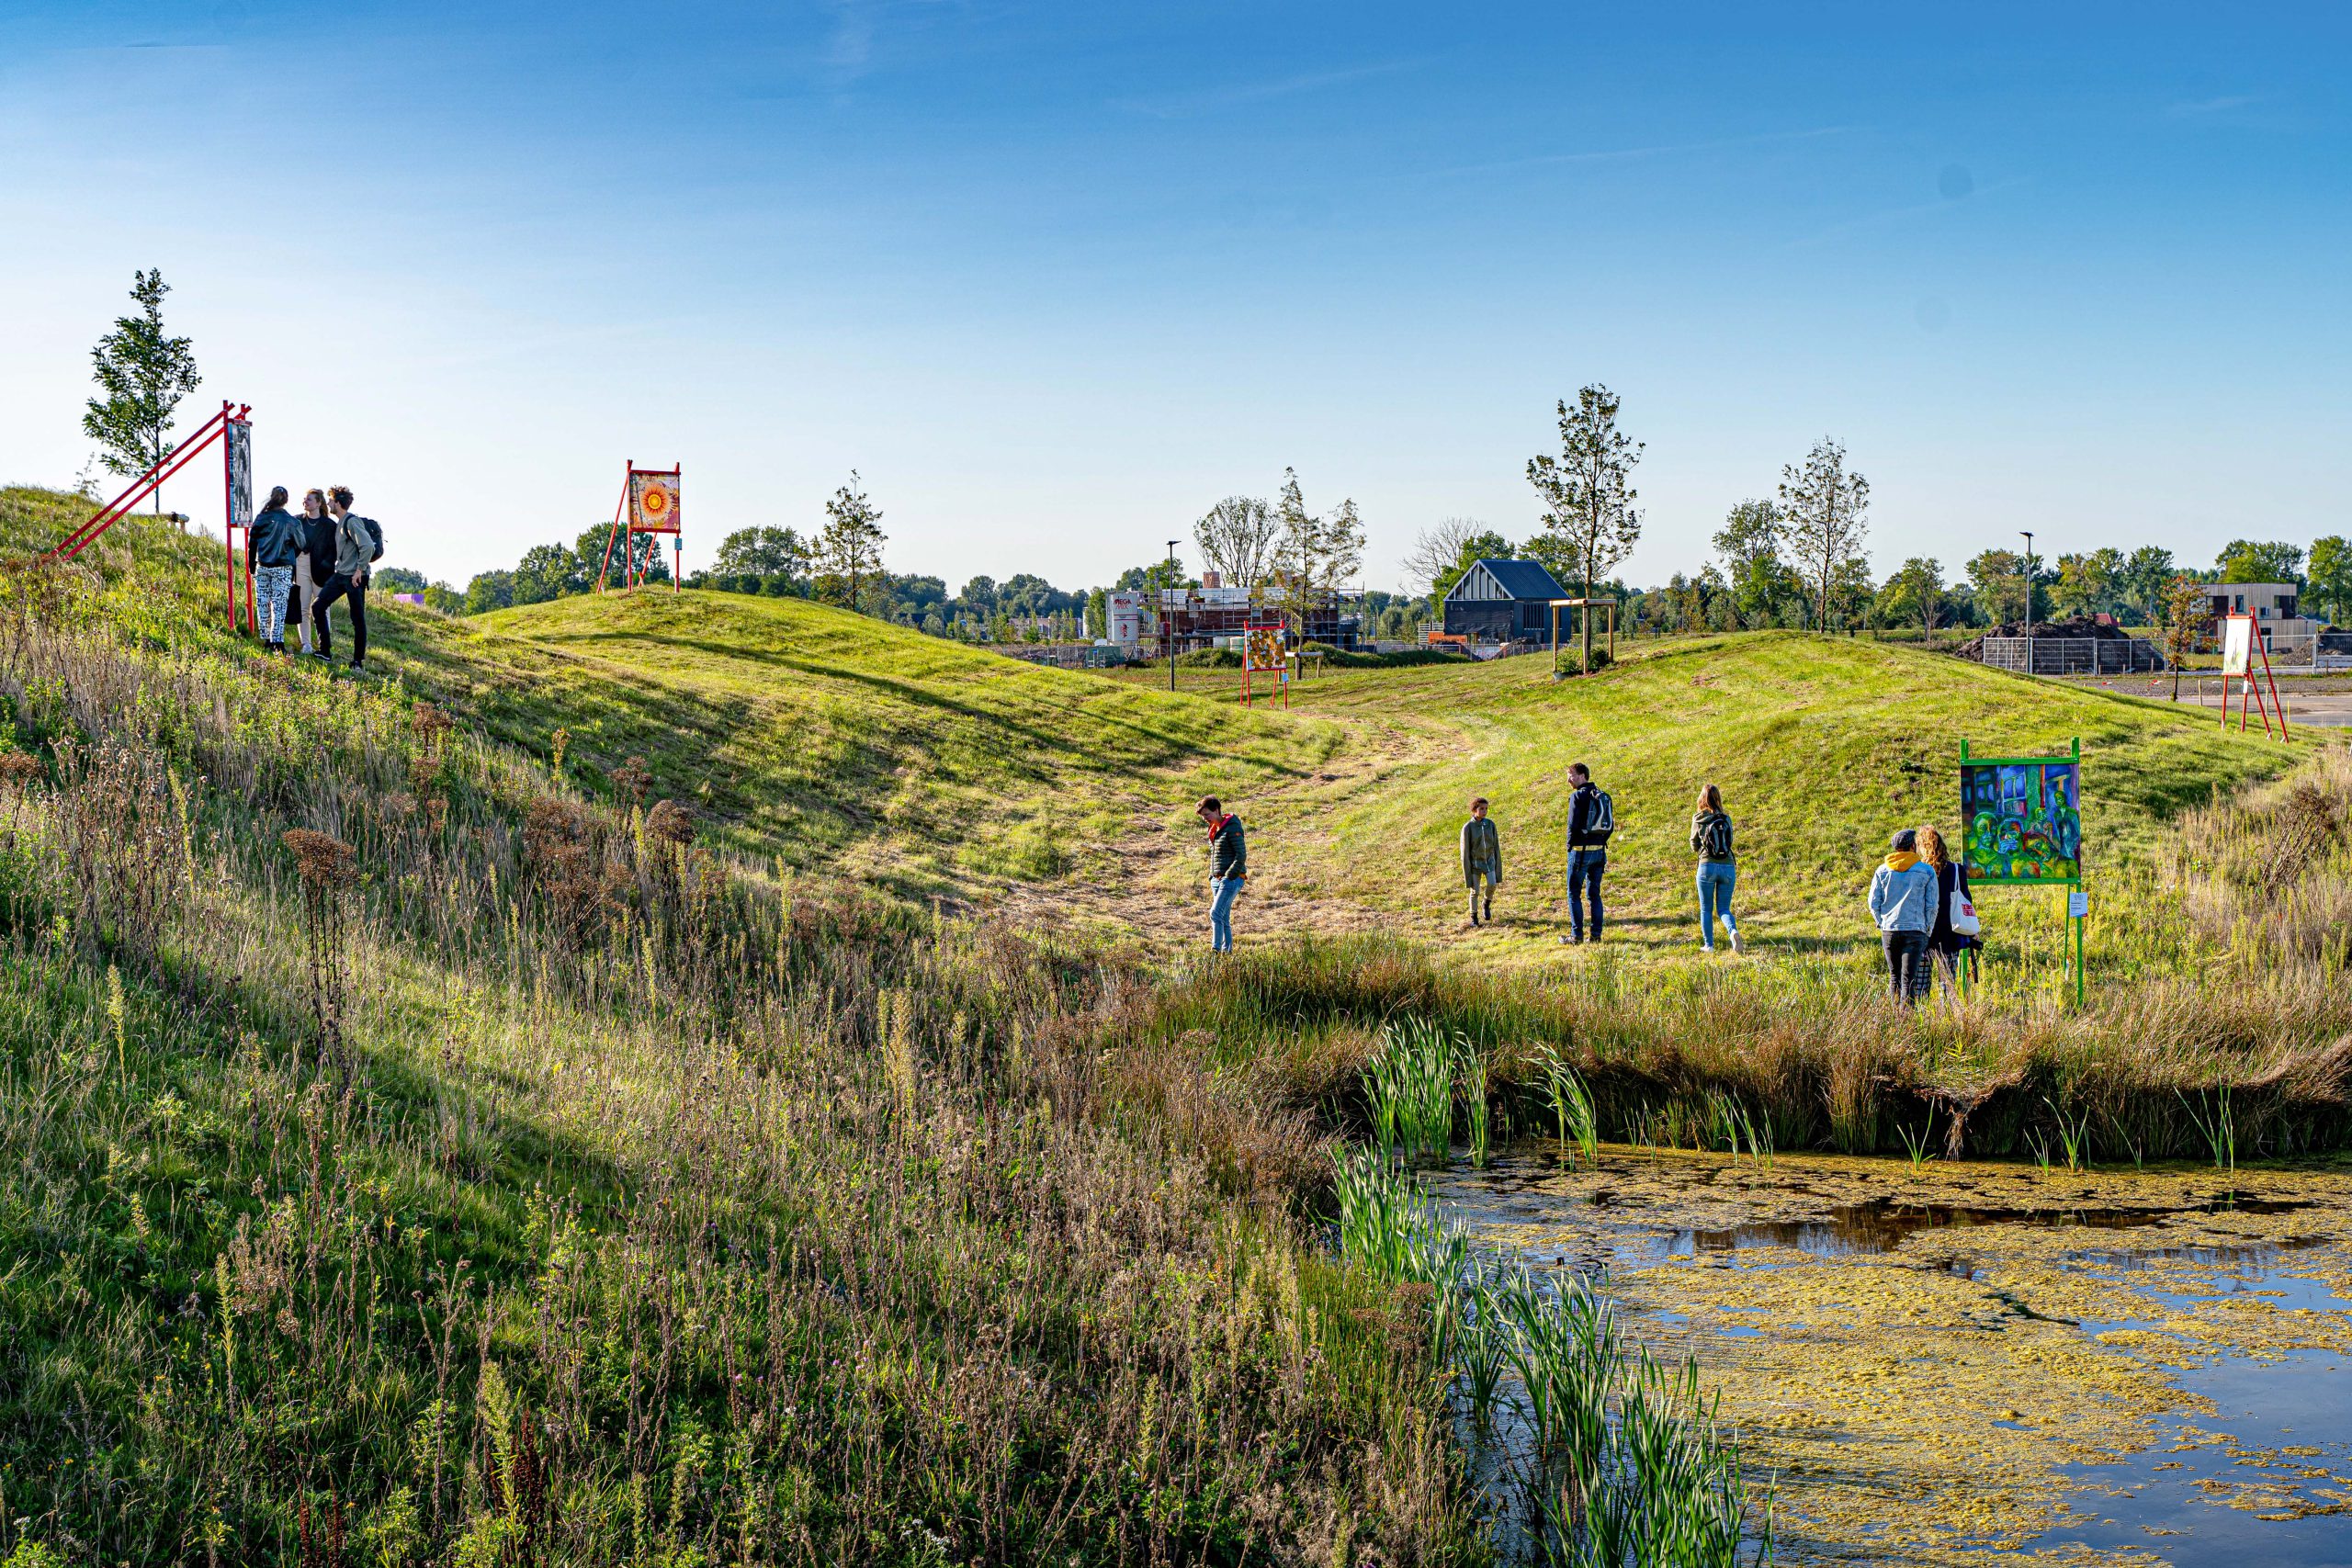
[
  {"xmin": 2214, "ymin": 539, "xmax": 2305, "ymax": 585},
  {"xmin": 2120, "ymin": 545, "xmax": 2177, "ymax": 624},
  {"xmin": 1879, "ymin": 557, "xmax": 1946, "ymax": 640},
  {"xmin": 1318, "ymin": 498, "xmax": 1367, "ymax": 591},
  {"xmin": 2052, "ymin": 547, "xmax": 2124, "ymax": 619},
  {"xmin": 713, "ymin": 525, "xmax": 808, "ymax": 584},
  {"xmin": 1966, "ymin": 548, "xmax": 2031, "ymax": 626},
  {"xmin": 574, "ymin": 525, "xmax": 668, "ymax": 588},
  {"xmin": 1274, "ymin": 468, "xmax": 1319, "ymax": 588},
  {"xmin": 83, "ymin": 268, "xmax": 202, "ymax": 512},
  {"xmin": 1776, "ymin": 437, "xmax": 1869, "ymax": 631},
  {"xmin": 1402, "ymin": 517, "xmax": 1491, "ymax": 594},
  {"xmin": 1193, "ymin": 495, "xmax": 1279, "ymax": 592},
  {"xmin": 1713, "ymin": 498, "xmax": 1795, "ymax": 627},
  {"xmin": 1526, "ymin": 385, "xmax": 1644, "ymax": 671},
  {"xmin": 815, "ymin": 471, "xmax": 888, "ymax": 614},
  {"xmin": 2308, "ymin": 536, "xmax": 2352, "ymax": 626}
]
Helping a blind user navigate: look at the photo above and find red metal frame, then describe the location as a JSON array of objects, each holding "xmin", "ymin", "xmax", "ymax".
[
  {"xmin": 2220, "ymin": 613, "xmax": 2289, "ymax": 739},
  {"xmin": 51, "ymin": 400, "xmax": 255, "ymax": 632},
  {"xmin": 598, "ymin": 460, "xmax": 683, "ymax": 594}
]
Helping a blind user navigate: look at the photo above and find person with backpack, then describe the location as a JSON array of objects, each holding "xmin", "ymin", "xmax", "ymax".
[
  {"xmin": 309, "ymin": 484, "xmax": 383, "ymax": 672},
  {"xmin": 1868, "ymin": 828, "xmax": 1941, "ymax": 1004},
  {"xmin": 247, "ymin": 486, "xmax": 303, "ymax": 655},
  {"xmin": 1690, "ymin": 783, "xmax": 1741, "ymax": 953},
  {"xmin": 1917, "ymin": 824, "xmax": 1978, "ymax": 1000},
  {"xmin": 1560, "ymin": 762, "xmax": 1612, "ymax": 944},
  {"xmin": 1198, "ymin": 795, "xmax": 1247, "ymax": 953},
  {"xmin": 1460, "ymin": 796, "xmax": 1503, "ymax": 926}
]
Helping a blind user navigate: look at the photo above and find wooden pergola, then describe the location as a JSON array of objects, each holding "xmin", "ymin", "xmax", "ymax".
[{"xmin": 1550, "ymin": 597, "xmax": 1618, "ymax": 678}]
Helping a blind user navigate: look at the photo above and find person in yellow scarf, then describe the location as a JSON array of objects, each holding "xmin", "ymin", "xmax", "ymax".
[{"xmin": 1867, "ymin": 828, "xmax": 1940, "ymax": 1003}]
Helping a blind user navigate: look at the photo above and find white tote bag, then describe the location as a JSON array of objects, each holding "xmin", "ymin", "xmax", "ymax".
[{"xmin": 1949, "ymin": 885, "xmax": 1982, "ymax": 937}]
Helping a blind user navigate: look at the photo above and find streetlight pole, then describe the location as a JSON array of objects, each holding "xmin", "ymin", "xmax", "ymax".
[
  {"xmin": 2019, "ymin": 530, "xmax": 2038, "ymax": 626},
  {"xmin": 1166, "ymin": 539, "xmax": 1180, "ymax": 692}
]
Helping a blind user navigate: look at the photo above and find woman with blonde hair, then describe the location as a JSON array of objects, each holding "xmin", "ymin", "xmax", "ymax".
[
  {"xmin": 1917, "ymin": 823, "xmax": 1975, "ymax": 999},
  {"xmin": 1690, "ymin": 782, "xmax": 1741, "ymax": 953}
]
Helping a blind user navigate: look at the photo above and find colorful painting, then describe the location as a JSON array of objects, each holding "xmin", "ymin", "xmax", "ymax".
[
  {"xmin": 630, "ymin": 469, "xmax": 681, "ymax": 533},
  {"xmin": 1245, "ymin": 624, "xmax": 1286, "ymax": 674},
  {"xmin": 1961, "ymin": 759, "xmax": 2082, "ymax": 885}
]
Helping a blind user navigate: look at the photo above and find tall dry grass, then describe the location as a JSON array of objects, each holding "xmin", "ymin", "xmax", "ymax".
[{"xmin": 0, "ymin": 557, "xmax": 1483, "ymax": 1565}]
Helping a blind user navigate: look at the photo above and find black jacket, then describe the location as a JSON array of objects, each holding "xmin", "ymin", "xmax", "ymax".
[
  {"xmin": 248, "ymin": 506, "xmax": 302, "ymax": 570},
  {"xmin": 1207, "ymin": 814, "xmax": 1247, "ymax": 880},
  {"xmin": 300, "ymin": 510, "xmax": 339, "ymax": 574},
  {"xmin": 1928, "ymin": 862, "xmax": 1974, "ymax": 952},
  {"xmin": 1566, "ymin": 784, "xmax": 1609, "ymax": 850}
]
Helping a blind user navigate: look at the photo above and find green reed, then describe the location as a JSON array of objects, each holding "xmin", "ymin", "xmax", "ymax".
[
  {"xmin": 1367, "ymin": 1017, "xmax": 1459, "ymax": 1162},
  {"xmin": 1536, "ymin": 1044, "xmax": 1599, "ymax": 1166}
]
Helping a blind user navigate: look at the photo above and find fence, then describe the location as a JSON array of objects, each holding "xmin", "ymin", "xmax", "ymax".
[
  {"xmin": 994, "ymin": 643, "xmax": 1128, "ymax": 671},
  {"xmin": 1977, "ymin": 637, "xmax": 2164, "ymax": 676}
]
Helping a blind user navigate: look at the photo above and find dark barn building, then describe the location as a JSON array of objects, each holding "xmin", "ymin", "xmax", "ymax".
[{"xmin": 1441, "ymin": 558, "xmax": 1569, "ymax": 644}]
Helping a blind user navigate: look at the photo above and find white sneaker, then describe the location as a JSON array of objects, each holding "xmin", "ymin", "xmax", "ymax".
[{"xmin": 1729, "ymin": 930, "xmax": 1745, "ymax": 954}]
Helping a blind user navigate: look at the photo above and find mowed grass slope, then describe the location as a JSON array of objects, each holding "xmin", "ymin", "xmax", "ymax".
[
  {"xmin": 385, "ymin": 589, "xmax": 1340, "ymax": 892},
  {"xmin": 1250, "ymin": 632, "xmax": 2311, "ymax": 949}
]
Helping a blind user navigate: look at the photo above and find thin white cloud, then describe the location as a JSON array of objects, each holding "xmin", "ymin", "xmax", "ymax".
[
  {"xmin": 1114, "ymin": 59, "xmax": 1420, "ymax": 120},
  {"xmin": 2167, "ymin": 93, "xmax": 2264, "ymax": 118},
  {"xmin": 1419, "ymin": 124, "xmax": 1853, "ymax": 181}
]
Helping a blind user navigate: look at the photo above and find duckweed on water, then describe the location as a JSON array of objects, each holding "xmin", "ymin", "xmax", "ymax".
[{"xmin": 1432, "ymin": 1145, "xmax": 2352, "ymax": 1566}]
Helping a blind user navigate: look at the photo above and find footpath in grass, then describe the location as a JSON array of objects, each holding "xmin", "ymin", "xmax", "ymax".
[{"xmin": 1198, "ymin": 632, "xmax": 2312, "ymax": 959}]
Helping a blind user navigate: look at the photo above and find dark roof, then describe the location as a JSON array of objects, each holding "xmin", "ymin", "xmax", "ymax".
[{"xmin": 1452, "ymin": 558, "xmax": 1568, "ymax": 602}]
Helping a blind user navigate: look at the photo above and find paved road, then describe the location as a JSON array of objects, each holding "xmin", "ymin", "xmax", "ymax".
[{"xmin": 2063, "ymin": 675, "xmax": 2352, "ymax": 728}]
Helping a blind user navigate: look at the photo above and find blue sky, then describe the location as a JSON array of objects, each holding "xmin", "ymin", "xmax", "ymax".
[{"xmin": 2, "ymin": 2, "xmax": 2346, "ymax": 593}]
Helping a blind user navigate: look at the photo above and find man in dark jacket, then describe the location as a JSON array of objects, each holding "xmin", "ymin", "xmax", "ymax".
[
  {"xmin": 1562, "ymin": 762, "xmax": 1611, "ymax": 943},
  {"xmin": 1198, "ymin": 795, "xmax": 1246, "ymax": 953},
  {"xmin": 247, "ymin": 486, "xmax": 303, "ymax": 654}
]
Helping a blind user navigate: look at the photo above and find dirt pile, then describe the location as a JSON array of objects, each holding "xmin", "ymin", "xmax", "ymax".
[{"xmin": 1951, "ymin": 617, "xmax": 2155, "ymax": 662}]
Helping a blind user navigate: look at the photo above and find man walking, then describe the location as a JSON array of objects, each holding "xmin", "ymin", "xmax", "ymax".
[
  {"xmin": 1868, "ymin": 828, "xmax": 1940, "ymax": 1004},
  {"xmin": 1461, "ymin": 796, "xmax": 1503, "ymax": 925},
  {"xmin": 1198, "ymin": 795, "xmax": 1247, "ymax": 954},
  {"xmin": 1561, "ymin": 762, "xmax": 1613, "ymax": 944}
]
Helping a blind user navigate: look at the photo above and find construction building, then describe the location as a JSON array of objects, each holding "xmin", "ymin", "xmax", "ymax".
[{"xmin": 1108, "ymin": 574, "xmax": 1363, "ymax": 656}]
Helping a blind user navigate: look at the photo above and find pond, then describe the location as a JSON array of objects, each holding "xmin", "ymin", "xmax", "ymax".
[{"xmin": 1429, "ymin": 1145, "xmax": 2352, "ymax": 1566}]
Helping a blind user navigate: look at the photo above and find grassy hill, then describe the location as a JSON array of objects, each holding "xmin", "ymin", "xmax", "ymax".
[{"xmin": 1187, "ymin": 632, "xmax": 2312, "ymax": 953}]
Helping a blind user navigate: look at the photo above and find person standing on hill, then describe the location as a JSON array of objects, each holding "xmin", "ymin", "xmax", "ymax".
[
  {"xmin": 1199, "ymin": 795, "xmax": 1247, "ymax": 954},
  {"xmin": 1868, "ymin": 828, "xmax": 1940, "ymax": 1004},
  {"xmin": 1690, "ymin": 784, "xmax": 1741, "ymax": 953},
  {"xmin": 1560, "ymin": 762, "xmax": 1612, "ymax": 944},
  {"xmin": 309, "ymin": 485, "xmax": 382, "ymax": 673},
  {"xmin": 247, "ymin": 486, "xmax": 302, "ymax": 655},
  {"xmin": 289, "ymin": 488, "xmax": 334, "ymax": 655},
  {"xmin": 1461, "ymin": 796, "xmax": 1503, "ymax": 926},
  {"xmin": 1918, "ymin": 824, "xmax": 1976, "ymax": 1000}
]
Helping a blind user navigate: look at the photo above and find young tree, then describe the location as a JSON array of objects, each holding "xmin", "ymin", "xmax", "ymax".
[
  {"xmin": 83, "ymin": 268, "xmax": 202, "ymax": 511},
  {"xmin": 815, "ymin": 471, "xmax": 888, "ymax": 614},
  {"xmin": 2308, "ymin": 536, "xmax": 2352, "ymax": 626},
  {"xmin": 1403, "ymin": 517, "xmax": 1489, "ymax": 594},
  {"xmin": 1713, "ymin": 499, "xmax": 1794, "ymax": 628},
  {"xmin": 1193, "ymin": 495, "xmax": 1279, "ymax": 591},
  {"xmin": 2164, "ymin": 574, "xmax": 2207, "ymax": 701},
  {"xmin": 1776, "ymin": 437, "xmax": 1869, "ymax": 631},
  {"xmin": 1526, "ymin": 384, "xmax": 1643, "ymax": 671}
]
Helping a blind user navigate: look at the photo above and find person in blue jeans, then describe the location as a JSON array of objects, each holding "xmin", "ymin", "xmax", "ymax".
[
  {"xmin": 1690, "ymin": 783, "xmax": 1741, "ymax": 953},
  {"xmin": 1560, "ymin": 762, "xmax": 1611, "ymax": 944},
  {"xmin": 1198, "ymin": 795, "xmax": 1247, "ymax": 953}
]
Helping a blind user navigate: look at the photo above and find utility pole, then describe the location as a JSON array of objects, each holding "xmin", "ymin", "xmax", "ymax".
[
  {"xmin": 1166, "ymin": 539, "xmax": 1180, "ymax": 692},
  {"xmin": 2018, "ymin": 530, "xmax": 2038, "ymax": 626}
]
